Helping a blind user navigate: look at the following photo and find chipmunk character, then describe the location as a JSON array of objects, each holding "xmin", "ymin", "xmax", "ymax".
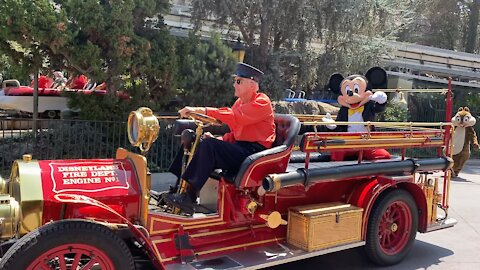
[
  {"xmin": 451, "ymin": 107, "xmax": 479, "ymax": 177},
  {"xmin": 324, "ymin": 67, "xmax": 390, "ymax": 161}
]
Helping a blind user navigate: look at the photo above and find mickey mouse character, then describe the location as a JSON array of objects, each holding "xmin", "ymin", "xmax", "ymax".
[{"xmin": 325, "ymin": 67, "xmax": 391, "ymax": 161}]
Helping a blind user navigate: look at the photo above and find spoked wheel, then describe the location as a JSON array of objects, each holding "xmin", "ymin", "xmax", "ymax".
[
  {"xmin": 0, "ymin": 220, "xmax": 134, "ymax": 270},
  {"xmin": 28, "ymin": 243, "xmax": 114, "ymax": 270},
  {"xmin": 365, "ymin": 189, "xmax": 418, "ymax": 266}
]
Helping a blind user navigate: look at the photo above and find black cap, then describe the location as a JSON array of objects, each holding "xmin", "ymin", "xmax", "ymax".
[{"xmin": 233, "ymin": 63, "xmax": 264, "ymax": 82}]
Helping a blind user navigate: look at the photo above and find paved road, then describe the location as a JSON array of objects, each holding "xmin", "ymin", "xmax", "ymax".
[{"xmin": 271, "ymin": 159, "xmax": 480, "ymax": 270}]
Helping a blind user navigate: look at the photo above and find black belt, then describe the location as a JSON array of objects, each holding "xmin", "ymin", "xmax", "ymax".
[{"xmin": 236, "ymin": 141, "xmax": 266, "ymax": 153}]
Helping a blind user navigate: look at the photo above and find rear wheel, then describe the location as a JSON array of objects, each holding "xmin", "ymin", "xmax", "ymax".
[
  {"xmin": 0, "ymin": 220, "xmax": 135, "ymax": 270},
  {"xmin": 365, "ymin": 189, "xmax": 418, "ymax": 266}
]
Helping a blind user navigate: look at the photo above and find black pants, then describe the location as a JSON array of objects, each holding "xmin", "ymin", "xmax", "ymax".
[{"xmin": 169, "ymin": 138, "xmax": 265, "ymax": 192}]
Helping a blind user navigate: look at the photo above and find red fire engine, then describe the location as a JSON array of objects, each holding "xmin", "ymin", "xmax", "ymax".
[{"xmin": 0, "ymin": 87, "xmax": 456, "ymax": 270}]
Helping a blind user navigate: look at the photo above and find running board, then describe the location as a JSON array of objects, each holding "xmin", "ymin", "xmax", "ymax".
[
  {"xmin": 425, "ymin": 217, "xmax": 457, "ymax": 233},
  {"xmin": 165, "ymin": 241, "xmax": 365, "ymax": 270}
]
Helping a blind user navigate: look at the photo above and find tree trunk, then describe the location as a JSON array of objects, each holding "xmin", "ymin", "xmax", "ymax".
[
  {"xmin": 465, "ymin": 0, "xmax": 480, "ymax": 53},
  {"xmin": 258, "ymin": 0, "xmax": 275, "ymax": 70}
]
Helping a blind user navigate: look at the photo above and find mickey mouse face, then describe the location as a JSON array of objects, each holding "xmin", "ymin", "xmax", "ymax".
[
  {"xmin": 338, "ymin": 75, "xmax": 372, "ymax": 109},
  {"xmin": 328, "ymin": 67, "xmax": 388, "ymax": 109}
]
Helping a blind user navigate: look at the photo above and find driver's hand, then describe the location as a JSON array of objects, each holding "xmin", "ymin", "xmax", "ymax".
[
  {"xmin": 202, "ymin": 132, "xmax": 215, "ymax": 139},
  {"xmin": 178, "ymin": 106, "xmax": 206, "ymax": 118},
  {"xmin": 178, "ymin": 106, "xmax": 194, "ymax": 118}
]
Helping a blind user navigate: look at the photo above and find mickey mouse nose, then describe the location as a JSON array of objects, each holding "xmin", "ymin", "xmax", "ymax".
[{"xmin": 347, "ymin": 89, "xmax": 353, "ymax": 96}]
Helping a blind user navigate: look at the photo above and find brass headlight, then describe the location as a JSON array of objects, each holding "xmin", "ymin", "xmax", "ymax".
[
  {"xmin": 0, "ymin": 194, "xmax": 20, "ymax": 239},
  {"xmin": 127, "ymin": 107, "xmax": 160, "ymax": 153}
]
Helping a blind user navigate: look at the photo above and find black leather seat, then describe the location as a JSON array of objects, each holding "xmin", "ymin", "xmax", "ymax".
[{"xmin": 233, "ymin": 114, "xmax": 301, "ymax": 188}]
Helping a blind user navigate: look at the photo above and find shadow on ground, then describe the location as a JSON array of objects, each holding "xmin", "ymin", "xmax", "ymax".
[
  {"xmin": 270, "ymin": 240, "xmax": 453, "ymax": 270},
  {"xmin": 450, "ymin": 176, "xmax": 472, "ymax": 183},
  {"xmin": 460, "ymin": 166, "xmax": 480, "ymax": 176}
]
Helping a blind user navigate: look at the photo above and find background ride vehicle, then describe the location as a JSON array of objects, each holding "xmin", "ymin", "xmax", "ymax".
[
  {"xmin": 0, "ymin": 87, "xmax": 456, "ymax": 269},
  {"xmin": 0, "ymin": 77, "xmax": 123, "ymax": 118}
]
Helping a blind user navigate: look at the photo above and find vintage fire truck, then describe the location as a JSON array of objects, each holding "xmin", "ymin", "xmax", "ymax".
[{"xmin": 0, "ymin": 87, "xmax": 456, "ymax": 269}]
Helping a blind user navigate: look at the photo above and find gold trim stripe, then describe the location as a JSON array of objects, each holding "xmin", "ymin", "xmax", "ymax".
[
  {"xmin": 195, "ymin": 237, "xmax": 285, "ymax": 256},
  {"xmin": 152, "ymin": 237, "xmax": 284, "ymax": 263},
  {"xmin": 191, "ymin": 224, "xmax": 267, "ymax": 238},
  {"xmin": 244, "ymin": 149, "xmax": 292, "ymax": 187},
  {"xmin": 313, "ymin": 142, "xmax": 444, "ymax": 150},
  {"xmin": 152, "ymin": 224, "xmax": 268, "ymax": 244},
  {"xmin": 302, "ymin": 121, "xmax": 452, "ymax": 127},
  {"xmin": 149, "ymin": 186, "xmax": 226, "ymax": 234}
]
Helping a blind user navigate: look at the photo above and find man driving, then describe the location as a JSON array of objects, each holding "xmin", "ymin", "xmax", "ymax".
[{"xmin": 163, "ymin": 63, "xmax": 275, "ymax": 214}]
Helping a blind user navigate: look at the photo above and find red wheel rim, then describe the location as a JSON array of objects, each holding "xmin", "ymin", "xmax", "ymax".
[
  {"xmin": 27, "ymin": 243, "xmax": 115, "ymax": 270},
  {"xmin": 378, "ymin": 200, "xmax": 412, "ymax": 255}
]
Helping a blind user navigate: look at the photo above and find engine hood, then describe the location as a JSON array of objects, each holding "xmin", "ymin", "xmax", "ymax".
[{"xmin": 1, "ymin": 156, "xmax": 142, "ymax": 239}]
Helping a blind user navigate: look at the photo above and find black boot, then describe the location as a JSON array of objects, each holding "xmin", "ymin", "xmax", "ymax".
[{"xmin": 162, "ymin": 185, "xmax": 198, "ymax": 215}]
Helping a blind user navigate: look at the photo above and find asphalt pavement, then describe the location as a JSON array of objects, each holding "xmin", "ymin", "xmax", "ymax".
[{"xmin": 270, "ymin": 159, "xmax": 480, "ymax": 270}]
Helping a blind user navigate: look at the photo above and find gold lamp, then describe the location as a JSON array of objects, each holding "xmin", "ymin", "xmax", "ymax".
[
  {"xmin": 232, "ymin": 37, "xmax": 246, "ymax": 63},
  {"xmin": 127, "ymin": 107, "xmax": 160, "ymax": 153}
]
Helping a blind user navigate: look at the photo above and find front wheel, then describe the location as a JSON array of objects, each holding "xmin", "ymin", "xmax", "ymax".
[
  {"xmin": 365, "ymin": 189, "xmax": 418, "ymax": 266},
  {"xmin": 0, "ymin": 220, "xmax": 135, "ymax": 270}
]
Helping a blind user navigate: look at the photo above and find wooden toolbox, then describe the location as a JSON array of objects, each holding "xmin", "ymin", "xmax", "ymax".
[{"xmin": 287, "ymin": 202, "xmax": 363, "ymax": 252}]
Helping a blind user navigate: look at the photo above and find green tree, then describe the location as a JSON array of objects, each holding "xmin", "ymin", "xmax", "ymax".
[
  {"xmin": 176, "ymin": 34, "xmax": 237, "ymax": 107},
  {"xmin": 464, "ymin": 0, "xmax": 480, "ymax": 53},
  {"xmin": 0, "ymin": 0, "xmax": 178, "ymax": 120},
  {"xmin": 191, "ymin": 0, "xmax": 419, "ymax": 97},
  {"xmin": 0, "ymin": 54, "xmax": 31, "ymax": 85},
  {"xmin": 379, "ymin": 103, "xmax": 408, "ymax": 122},
  {"xmin": 399, "ymin": 0, "xmax": 462, "ymax": 50},
  {"xmin": 398, "ymin": 0, "xmax": 480, "ymax": 54}
]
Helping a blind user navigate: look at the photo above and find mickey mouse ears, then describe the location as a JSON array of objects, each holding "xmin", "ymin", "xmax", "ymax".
[
  {"xmin": 328, "ymin": 73, "xmax": 344, "ymax": 95},
  {"xmin": 365, "ymin": 67, "xmax": 387, "ymax": 89},
  {"xmin": 328, "ymin": 67, "xmax": 388, "ymax": 95}
]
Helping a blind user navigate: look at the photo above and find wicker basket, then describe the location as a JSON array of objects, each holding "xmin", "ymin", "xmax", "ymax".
[{"xmin": 287, "ymin": 202, "xmax": 363, "ymax": 252}]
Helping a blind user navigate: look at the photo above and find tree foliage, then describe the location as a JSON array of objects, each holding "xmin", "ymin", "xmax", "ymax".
[
  {"xmin": 0, "ymin": 54, "xmax": 31, "ymax": 85},
  {"xmin": 1, "ymin": 0, "xmax": 170, "ymax": 88},
  {"xmin": 398, "ymin": 0, "xmax": 480, "ymax": 53},
  {"xmin": 176, "ymin": 34, "xmax": 237, "ymax": 107},
  {"xmin": 379, "ymin": 103, "xmax": 408, "ymax": 122},
  {"xmin": 0, "ymin": 0, "xmax": 184, "ymax": 120},
  {"xmin": 191, "ymin": 0, "xmax": 420, "ymax": 97}
]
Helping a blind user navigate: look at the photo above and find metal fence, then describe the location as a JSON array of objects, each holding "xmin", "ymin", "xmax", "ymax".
[
  {"xmin": 1, "ymin": 102, "xmax": 478, "ymax": 177},
  {"xmin": 395, "ymin": 93, "xmax": 480, "ymax": 158},
  {"xmin": 0, "ymin": 118, "xmax": 179, "ymax": 177}
]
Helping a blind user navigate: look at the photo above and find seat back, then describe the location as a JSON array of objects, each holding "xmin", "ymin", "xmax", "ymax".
[
  {"xmin": 272, "ymin": 114, "xmax": 301, "ymax": 148},
  {"xmin": 234, "ymin": 114, "xmax": 301, "ymax": 188}
]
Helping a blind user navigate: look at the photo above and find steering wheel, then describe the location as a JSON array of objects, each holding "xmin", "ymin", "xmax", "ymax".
[{"xmin": 187, "ymin": 112, "xmax": 223, "ymax": 126}]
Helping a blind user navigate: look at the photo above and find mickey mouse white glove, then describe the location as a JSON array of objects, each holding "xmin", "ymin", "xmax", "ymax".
[
  {"xmin": 370, "ymin": 91, "xmax": 387, "ymax": 104},
  {"xmin": 322, "ymin": 113, "xmax": 337, "ymax": 130}
]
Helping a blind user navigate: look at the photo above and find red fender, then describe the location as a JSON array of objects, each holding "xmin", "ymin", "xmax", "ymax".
[
  {"xmin": 347, "ymin": 176, "xmax": 428, "ymax": 238},
  {"xmin": 54, "ymin": 194, "xmax": 165, "ymax": 269},
  {"xmin": 396, "ymin": 182, "xmax": 428, "ymax": 232}
]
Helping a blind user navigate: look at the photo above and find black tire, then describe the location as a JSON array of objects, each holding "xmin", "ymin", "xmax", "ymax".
[
  {"xmin": 0, "ymin": 219, "xmax": 135, "ymax": 270},
  {"xmin": 365, "ymin": 189, "xmax": 418, "ymax": 266},
  {"xmin": 46, "ymin": 110, "xmax": 59, "ymax": 119}
]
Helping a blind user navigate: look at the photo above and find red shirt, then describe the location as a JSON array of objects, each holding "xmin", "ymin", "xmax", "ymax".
[
  {"xmin": 31, "ymin": 76, "xmax": 53, "ymax": 88},
  {"xmin": 206, "ymin": 93, "xmax": 275, "ymax": 149},
  {"xmin": 70, "ymin": 75, "xmax": 88, "ymax": 89}
]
